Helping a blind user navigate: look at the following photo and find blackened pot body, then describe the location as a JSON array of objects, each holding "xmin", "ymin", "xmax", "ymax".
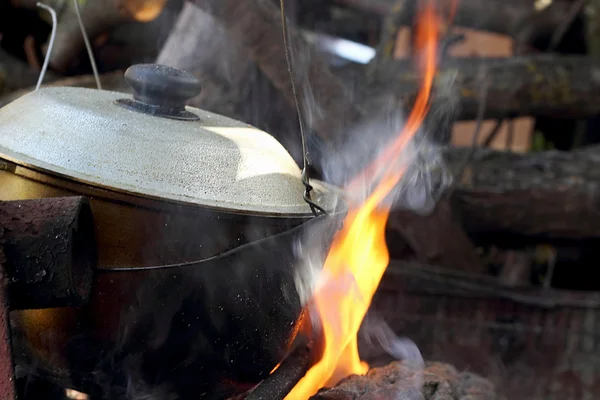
[
  {"xmin": 75, "ymin": 214, "xmax": 341, "ymax": 398},
  {"xmin": 0, "ymin": 166, "xmax": 344, "ymax": 397}
]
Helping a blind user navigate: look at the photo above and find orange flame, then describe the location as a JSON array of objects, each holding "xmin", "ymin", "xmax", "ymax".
[
  {"xmin": 285, "ymin": 2, "xmax": 441, "ymax": 398},
  {"xmin": 445, "ymin": 0, "xmax": 459, "ymax": 29}
]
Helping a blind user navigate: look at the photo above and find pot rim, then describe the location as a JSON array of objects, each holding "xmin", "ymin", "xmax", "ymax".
[
  {"xmin": 98, "ymin": 210, "xmax": 345, "ymax": 272},
  {"xmin": 1, "ymin": 157, "xmax": 348, "ymax": 219}
]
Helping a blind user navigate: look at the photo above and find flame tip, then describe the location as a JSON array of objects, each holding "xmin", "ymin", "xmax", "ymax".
[{"xmin": 286, "ymin": 2, "xmax": 444, "ymax": 398}]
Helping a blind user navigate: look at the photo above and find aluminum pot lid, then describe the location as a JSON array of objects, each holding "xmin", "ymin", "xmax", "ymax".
[{"xmin": 0, "ymin": 64, "xmax": 340, "ymax": 216}]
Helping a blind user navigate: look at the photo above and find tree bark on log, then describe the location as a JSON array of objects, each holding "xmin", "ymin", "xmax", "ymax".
[
  {"xmin": 335, "ymin": 0, "xmax": 572, "ymax": 43},
  {"xmin": 381, "ymin": 260, "xmax": 600, "ymax": 308},
  {"xmin": 387, "ymin": 200, "xmax": 486, "ymax": 274},
  {"xmin": 445, "ymin": 145, "xmax": 600, "ymax": 240},
  {"xmin": 157, "ymin": 2, "xmax": 257, "ymax": 117},
  {"xmin": 353, "ymin": 55, "xmax": 600, "ymax": 120}
]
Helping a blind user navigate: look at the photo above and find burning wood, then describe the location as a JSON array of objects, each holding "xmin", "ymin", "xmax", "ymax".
[
  {"xmin": 310, "ymin": 361, "xmax": 498, "ymax": 400},
  {"xmin": 373, "ymin": 261, "xmax": 600, "ymax": 400},
  {"xmin": 286, "ymin": 1, "xmax": 444, "ymax": 397}
]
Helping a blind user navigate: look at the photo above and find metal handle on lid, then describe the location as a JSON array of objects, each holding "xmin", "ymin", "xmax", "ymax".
[
  {"xmin": 116, "ymin": 63, "xmax": 202, "ymax": 121},
  {"xmin": 126, "ymin": 64, "xmax": 201, "ymax": 109}
]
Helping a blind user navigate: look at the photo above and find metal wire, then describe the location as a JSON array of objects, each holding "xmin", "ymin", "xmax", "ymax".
[
  {"xmin": 35, "ymin": 3, "xmax": 57, "ymax": 90},
  {"xmin": 278, "ymin": 0, "xmax": 327, "ymax": 216},
  {"xmin": 73, "ymin": 0, "xmax": 101, "ymax": 89}
]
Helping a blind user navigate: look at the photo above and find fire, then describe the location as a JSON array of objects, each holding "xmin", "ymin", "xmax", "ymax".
[
  {"xmin": 123, "ymin": 0, "xmax": 168, "ymax": 22},
  {"xmin": 285, "ymin": 1, "xmax": 442, "ymax": 398}
]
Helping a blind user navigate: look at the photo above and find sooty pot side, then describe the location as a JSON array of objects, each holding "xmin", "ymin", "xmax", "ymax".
[
  {"xmin": 69, "ymin": 214, "xmax": 342, "ymax": 399},
  {"xmin": 2, "ymin": 167, "xmax": 345, "ymax": 395},
  {"xmin": 1, "ymin": 167, "xmax": 308, "ymax": 373}
]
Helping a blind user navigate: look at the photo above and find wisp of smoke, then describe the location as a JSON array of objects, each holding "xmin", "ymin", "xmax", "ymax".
[
  {"xmin": 292, "ymin": 207, "xmax": 344, "ymax": 306},
  {"xmin": 292, "ymin": 100, "xmax": 454, "ymax": 300},
  {"xmin": 361, "ymin": 316, "xmax": 425, "ymax": 400},
  {"xmin": 361, "ymin": 315, "xmax": 424, "ymax": 367},
  {"xmin": 290, "ymin": 57, "xmax": 451, "ymax": 396},
  {"xmin": 321, "ymin": 102, "xmax": 453, "ymax": 215}
]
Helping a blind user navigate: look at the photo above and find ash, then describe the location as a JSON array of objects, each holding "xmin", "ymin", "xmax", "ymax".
[{"xmin": 311, "ymin": 361, "xmax": 501, "ymax": 400}]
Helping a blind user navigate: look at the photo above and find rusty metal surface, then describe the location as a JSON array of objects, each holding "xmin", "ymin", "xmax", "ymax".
[
  {"xmin": 0, "ymin": 197, "xmax": 96, "ymax": 310},
  {"xmin": 0, "ymin": 240, "xmax": 17, "ymax": 399},
  {"xmin": 370, "ymin": 262, "xmax": 600, "ymax": 400}
]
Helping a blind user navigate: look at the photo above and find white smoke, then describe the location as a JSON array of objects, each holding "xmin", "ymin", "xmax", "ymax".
[
  {"xmin": 289, "ymin": 52, "xmax": 450, "ymax": 399},
  {"xmin": 320, "ymin": 101, "xmax": 453, "ymax": 214},
  {"xmin": 292, "ymin": 103, "xmax": 453, "ymax": 315},
  {"xmin": 361, "ymin": 316, "xmax": 423, "ymax": 366},
  {"xmin": 360, "ymin": 315, "xmax": 425, "ymax": 398}
]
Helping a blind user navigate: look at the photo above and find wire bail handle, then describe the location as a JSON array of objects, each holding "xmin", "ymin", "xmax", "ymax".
[{"xmin": 279, "ymin": 0, "xmax": 327, "ymax": 217}]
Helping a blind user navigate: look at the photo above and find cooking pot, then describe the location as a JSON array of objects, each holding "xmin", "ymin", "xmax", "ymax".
[{"xmin": 0, "ymin": 64, "xmax": 345, "ymax": 396}]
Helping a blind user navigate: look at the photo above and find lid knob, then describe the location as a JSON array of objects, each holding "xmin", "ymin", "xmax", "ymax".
[{"xmin": 116, "ymin": 64, "xmax": 202, "ymax": 121}]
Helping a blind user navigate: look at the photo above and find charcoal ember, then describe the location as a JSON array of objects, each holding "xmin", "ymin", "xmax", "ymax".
[{"xmin": 310, "ymin": 362, "xmax": 499, "ymax": 400}]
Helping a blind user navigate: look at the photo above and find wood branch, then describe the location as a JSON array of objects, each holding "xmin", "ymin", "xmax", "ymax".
[
  {"xmin": 586, "ymin": 0, "xmax": 600, "ymax": 58},
  {"xmin": 382, "ymin": 260, "xmax": 600, "ymax": 309},
  {"xmin": 344, "ymin": 142, "xmax": 600, "ymax": 274},
  {"xmin": 14, "ymin": 0, "xmax": 168, "ymax": 72},
  {"xmin": 14, "ymin": 0, "xmax": 124, "ymax": 72},
  {"xmin": 335, "ymin": 0, "xmax": 572, "ymax": 43},
  {"xmin": 156, "ymin": 3, "xmax": 305, "ymax": 163},
  {"xmin": 94, "ymin": 0, "xmax": 185, "ymax": 71},
  {"xmin": 351, "ymin": 55, "xmax": 600, "ymax": 120},
  {"xmin": 387, "ymin": 200, "xmax": 486, "ymax": 274},
  {"xmin": 156, "ymin": 2, "xmax": 255, "ymax": 115},
  {"xmin": 445, "ymin": 145, "xmax": 600, "ymax": 240},
  {"xmin": 192, "ymin": 0, "xmax": 363, "ymax": 145}
]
